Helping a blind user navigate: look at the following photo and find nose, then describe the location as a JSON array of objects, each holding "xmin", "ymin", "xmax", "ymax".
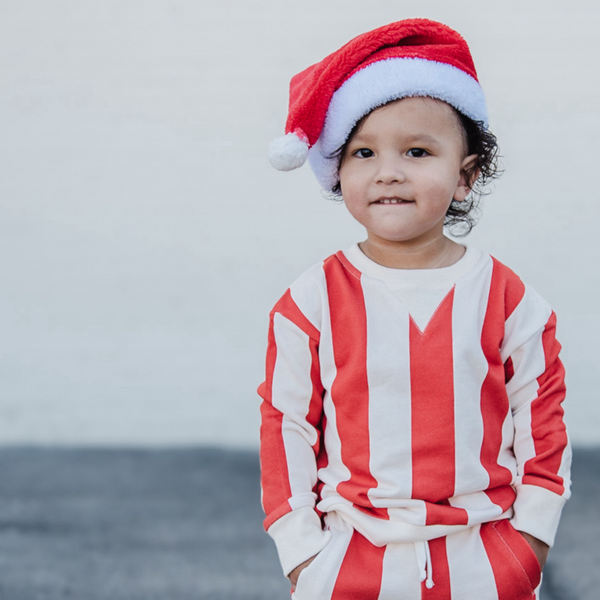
[{"xmin": 374, "ymin": 154, "xmax": 406, "ymax": 184}]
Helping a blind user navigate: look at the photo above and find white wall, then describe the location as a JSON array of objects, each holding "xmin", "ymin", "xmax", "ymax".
[{"xmin": 0, "ymin": 0, "xmax": 598, "ymax": 447}]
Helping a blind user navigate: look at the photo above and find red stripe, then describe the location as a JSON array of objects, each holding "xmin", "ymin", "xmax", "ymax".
[
  {"xmin": 422, "ymin": 536, "xmax": 451, "ymax": 599},
  {"xmin": 259, "ymin": 309, "xmax": 292, "ymax": 528},
  {"xmin": 410, "ymin": 289, "xmax": 457, "ymax": 505},
  {"xmin": 484, "ymin": 486, "xmax": 517, "ymax": 513},
  {"xmin": 497, "ymin": 257, "xmax": 527, "ymax": 320},
  {"xmin": 522, "ymin": 312, "xmax": 568, "ymax": 495},
  {"xmin": 480, "ymin": 520, "xmax": 540, "ymax": 599},
  {"xmin": 307, "ymin": 328, "xmax": 325, "ymax": 453},
  {"xmin": 259, "ymin": 289, "xmax": 324, "ymax": 530},
  {"xmin": 331, "ymin": 530, "xmax": 385, "ymax": 600},
  {"xmin": 262, "ymin": 498, "xmax": 292, "ymax": 530},
  {"xmin": 325, "ymin": 255, "xmax": 381, "ymax": 510},
  {"xmin": 335, "ymin": 250, "xmax": 362, "ymax": 279},
  {"xmin": 479, "ymin": 260, "xmax": 523, "ymax": 496},
  {"xmin": 273, "ymin": 288, "xmax": 320, "ymax": 342},
  {"xmin": 425, "ymin": 499, "xmax": 469, "ymax": 525},
  {"xmin": 354, "ymin": 504, "xmax": 392, "ymax": 520}
]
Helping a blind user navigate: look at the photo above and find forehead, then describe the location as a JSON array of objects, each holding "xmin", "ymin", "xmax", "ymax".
[{"xmin": 353, "ymin": 97, "xmax": 466, "ymax": 142}]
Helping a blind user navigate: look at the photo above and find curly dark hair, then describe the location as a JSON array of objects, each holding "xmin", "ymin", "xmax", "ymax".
[{"xmin": 326, "ymin": 101, "xmax": 502, "ymax": 236}]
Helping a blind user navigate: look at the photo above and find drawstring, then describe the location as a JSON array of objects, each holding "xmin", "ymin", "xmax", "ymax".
[{"xmin": 414, "ymin": 540, "xmax": 434, "ymax": 589}]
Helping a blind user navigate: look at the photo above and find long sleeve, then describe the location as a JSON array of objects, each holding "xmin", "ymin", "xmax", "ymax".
[
  {"xmin": 258, "ymin": 288, "xmax": 331, "ymax": 575},
  {"xmin": 502, "ymin": 285, "xmax": 572, "ymax": 547}
]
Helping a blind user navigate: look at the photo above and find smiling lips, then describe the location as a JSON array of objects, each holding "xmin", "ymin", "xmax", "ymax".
[{"xmin": 372, "ymin": 198, "xmax": 414, "ymax": 204}]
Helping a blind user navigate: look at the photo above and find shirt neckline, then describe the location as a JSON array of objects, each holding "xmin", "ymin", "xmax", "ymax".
[{"xmin": 342, "ymin": 243, "xmax": 483, "ymax": 290}]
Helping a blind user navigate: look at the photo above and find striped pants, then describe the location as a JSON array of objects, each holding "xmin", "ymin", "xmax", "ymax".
[{"xmin": 291, "ymin": 515, "xmax": 542, "ymax": 600}]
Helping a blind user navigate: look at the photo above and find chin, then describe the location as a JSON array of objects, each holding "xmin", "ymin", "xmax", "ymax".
[{"xmin": 375, "ymin": 231, "xmax": 415, "ymax": 242}]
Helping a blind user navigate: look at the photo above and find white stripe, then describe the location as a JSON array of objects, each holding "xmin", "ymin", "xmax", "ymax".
[
  {"xmin": 377, "ymin": 542, "xmax": 421, "ymax": 600},
  {"xmin": 501, "ymin": 285, "xmax": 552, "ymax": 363},
  {"xmin": 362, "ymin": 278, "xmax": 413, "ymax": 505},
  {"xmin": 504, "ymin": 294, "xmax": 550, "ymax": 411},
  {"xmin": 497, "ymin": 409, "xmax": 518, "ymax": 477},
  {"xmin": 289, "ymin": 262, "xmax": 327, "ymax": 332},
  {"xmin": 452, "ymin": 256, "xmax": 494, "ymax": 497},
  {"xmin": 512, "ymin": 402, "xmax": 536, "ymax": 481},
  {"xmin": 502, "ymin": 286, "xmax": 554, "ymax": 478},
  {"xmin": 292, "ymin": 514, "xmax": 353, "ymax": 600},
  {"xmin": 448, "ymin": 491, "xmax": 505, "ymax": 524},
  {"xmin": 509, "ymin": 333, "xmax": 548, "ymax": 475},
  {"xmin": 272, "ymin": 313, "xmax": 319, "ymax": 501},
  {"xmin": 446, "ymin": 525, "xmax": 499, "ymax": 599},
  {"xmin": 387, "ymin": 502, "xmax": 428, "ymax": 526}
]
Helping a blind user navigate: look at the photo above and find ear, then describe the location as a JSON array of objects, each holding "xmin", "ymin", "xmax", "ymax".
[{"xmin": 454, "ymin": 154, "xmax": 479, "ymax": 202}]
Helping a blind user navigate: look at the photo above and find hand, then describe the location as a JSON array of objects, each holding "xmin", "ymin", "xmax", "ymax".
[
  {"xmin": 288, "ymin": 554, "xmax": 318, "ymax": 592},
  {"xmin": 519, "ymin": 531, "xmax": 549, "ymax": 570}
]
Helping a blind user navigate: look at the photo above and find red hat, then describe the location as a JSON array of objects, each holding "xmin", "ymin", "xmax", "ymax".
[{"xmin": 268, "ymin": 19, "xmax": 488, "ymax": 190}]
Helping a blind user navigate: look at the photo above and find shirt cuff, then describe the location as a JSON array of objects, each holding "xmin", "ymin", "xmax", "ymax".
[
  {"xmin": 267, "ymin": 506, "xmax": 332, "ymax": 576},
  {"xmin": 510, "ymin": 483, "xmax": 567, "ymax": 547}
]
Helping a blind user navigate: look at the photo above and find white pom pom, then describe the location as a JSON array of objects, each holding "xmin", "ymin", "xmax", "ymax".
[{"xmin": 268, "ymin": 132, "xmax": 309, "ymax": 171}]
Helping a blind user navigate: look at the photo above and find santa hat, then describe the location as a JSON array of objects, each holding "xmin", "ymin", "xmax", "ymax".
[{"xmin": 268, "ymin": 19, "xmax": 488, "ymax": 191}]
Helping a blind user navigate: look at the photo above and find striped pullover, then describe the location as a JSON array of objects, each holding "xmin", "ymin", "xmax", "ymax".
[{"xmin": 258, "ymin": 245, "xmax": 571, "ymax": 576}]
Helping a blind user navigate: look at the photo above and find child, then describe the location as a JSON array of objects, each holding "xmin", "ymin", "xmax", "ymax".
[{"xmin": 258, "ymin": 19, "xmax": 570, "ymax": 600}]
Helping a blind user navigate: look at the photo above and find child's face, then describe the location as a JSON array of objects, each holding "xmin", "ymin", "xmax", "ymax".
[{"xmin": 339, "ymin": 97, "xmax": 477, "ymax": 249}]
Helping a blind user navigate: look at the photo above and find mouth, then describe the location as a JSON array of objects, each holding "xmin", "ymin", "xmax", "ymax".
[{"xmin": 371, "ymin": 197, "xmax": 414, "ymax": 205}]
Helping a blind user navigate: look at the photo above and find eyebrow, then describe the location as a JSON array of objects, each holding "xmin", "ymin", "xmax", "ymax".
[
  {"xmin": 405, "ymin": 133, "xmax": 440, "ymax": 145},
  {"xmin": 351, "ymin": 132, "xmax": 442, "ymax": 145}
]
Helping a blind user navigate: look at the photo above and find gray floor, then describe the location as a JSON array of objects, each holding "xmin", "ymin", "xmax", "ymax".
[{"xmin": 0, "ymin": 447, "xmax": 595, "ymax": 600}]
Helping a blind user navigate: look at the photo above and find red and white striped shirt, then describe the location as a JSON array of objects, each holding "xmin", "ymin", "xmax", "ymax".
[{"xmin": 259, "ymin": 246, "xmax": 571, "ymax": 575}]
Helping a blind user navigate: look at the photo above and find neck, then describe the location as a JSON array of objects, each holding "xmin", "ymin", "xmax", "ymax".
[{"xmin": 359, "ymin": 236, "xmax": 465, "ymax": 269}]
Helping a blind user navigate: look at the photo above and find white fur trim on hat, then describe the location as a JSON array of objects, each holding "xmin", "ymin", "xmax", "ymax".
[{"xmin": 308, "ymin": 57, "xmax": 488, "ymax": 190}]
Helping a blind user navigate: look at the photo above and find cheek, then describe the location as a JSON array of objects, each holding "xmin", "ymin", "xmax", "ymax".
[
  {"xmin": 338, "ymin": 166, "xmax": 351, "ymax": 193},
  {"xmin": 418, "ymin": 170, "xmax": 461, "ymax": 198},
  {"xmin": 342, "ymin": 194, "xmax": 363, "ymax": 220},
  {"xmin": 339, "ymin": 167, "xmax": 368, "ymax": 198},
  {"xmin": 341, "ymin": 190, "xmax": 369, "ymax": 226}
]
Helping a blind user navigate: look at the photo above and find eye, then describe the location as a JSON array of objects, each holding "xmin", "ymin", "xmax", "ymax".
[
  {"xmin": 407, "ymin": 148, "xmax": 429, "ymax": 158},
  {"xmin": 352, "ymin": 148, "xmax": 374, "ymax": 158}
]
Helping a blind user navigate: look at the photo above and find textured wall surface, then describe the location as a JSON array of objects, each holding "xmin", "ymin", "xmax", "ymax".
[
  {"xmin": 0, "ymin": 447, "xmax": 595, "ymax": 599},
  {"xmin": 0, "ymin": 0, "xmax": 598, "ymax": 447}
]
